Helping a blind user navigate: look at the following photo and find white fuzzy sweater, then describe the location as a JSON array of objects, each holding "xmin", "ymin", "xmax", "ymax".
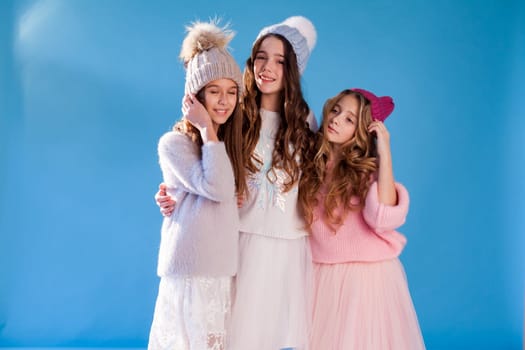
[{"xmin": 156, "ymin": 131, "xmax": 239, "ymax": 277}]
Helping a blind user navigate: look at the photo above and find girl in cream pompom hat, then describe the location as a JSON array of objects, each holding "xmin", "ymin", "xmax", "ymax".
[{"xmin": 147, "ymin": 19, "xmax": 246, "ymax": 350}]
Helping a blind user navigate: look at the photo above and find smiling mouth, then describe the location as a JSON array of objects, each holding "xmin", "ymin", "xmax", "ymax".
[{"xmin": 259, "ymin": 74, "xmax": 274, "ymax": 83}]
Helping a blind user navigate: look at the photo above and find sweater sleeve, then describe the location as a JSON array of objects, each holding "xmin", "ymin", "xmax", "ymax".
[
  {"xmin": 158, "ymin": 132, "xmax": 235, "ymax": 202},
  {"xmin": 362, "ymin": 181, "xmax": 409, "ymax": 233}
]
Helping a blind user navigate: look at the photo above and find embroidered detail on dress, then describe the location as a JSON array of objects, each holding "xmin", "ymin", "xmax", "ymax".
[
  {"xmin": 207, "ymin": 332, "xmax": 226, "ymax": 350},
  {"xmin": 247, "ymin": 127, "xmax": 290, "ymax": 212}
]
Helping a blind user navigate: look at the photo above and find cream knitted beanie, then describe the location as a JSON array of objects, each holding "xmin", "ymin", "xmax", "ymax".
[{"xmin": 180, "ymin": 20, "xmax": 243, "ymax": 94}]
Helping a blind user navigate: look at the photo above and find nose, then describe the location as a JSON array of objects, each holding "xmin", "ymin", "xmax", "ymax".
[
  {"xmin": 218, "ymin": 92, "xmax": 226, "ymax": 104},
  {"xmin": 261, "ymin": 60, "xmax": 273, "ymax": 73}
]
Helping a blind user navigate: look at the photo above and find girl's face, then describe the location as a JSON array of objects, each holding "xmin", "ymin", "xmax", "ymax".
[
  {"xmin": 325, "ymin": 94, "xmax": 360, "ymax": 148},
  {"xmin": 253, "ymin": 36, "xmax": 285, "ymax": 98},
  {"xmin": 202, "ymin": 78, "xmax": 238, "ymax": 129}
]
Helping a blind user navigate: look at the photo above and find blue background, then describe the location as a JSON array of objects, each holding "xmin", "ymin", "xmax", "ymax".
[{"xmin": 1, "ymin": 0, "xmax": 524, "ymax": 349}]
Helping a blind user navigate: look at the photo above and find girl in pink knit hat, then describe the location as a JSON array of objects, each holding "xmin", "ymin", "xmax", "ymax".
[{"xmin": 299, "ymin": 88, "xmax": 425, "ymax": 349}]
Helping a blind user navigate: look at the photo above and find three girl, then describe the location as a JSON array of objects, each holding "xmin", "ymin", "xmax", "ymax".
[
  {"xmin": 148, "ymin": 20, "xmax": 245, "ymax": 350},
  {"xmin": 299, "ymin": 88, "xmax": 425, "ymax": 349},
  {"xmin": 152, "ymin": 17, "xmax": 426, "ymax": 350}
]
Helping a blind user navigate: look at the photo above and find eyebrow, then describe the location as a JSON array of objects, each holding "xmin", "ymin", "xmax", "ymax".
[
  {"xmin": 255, "ymin": 50, "xmax": 284, "ymax": 59},
  {"xmin": 334, "ymin": 103, "xmax": 357, "ymax": 118},
  {"xmin": 347, "ymin": 111, "xmax": 357, "ymax": 119},
  {"xmin": 206, "ymin": 84, "xmax": 237, "ymax": 90}
]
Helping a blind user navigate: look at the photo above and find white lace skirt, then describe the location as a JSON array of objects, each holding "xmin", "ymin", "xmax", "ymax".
[
  {"xmin": 148, "ymin": 275, "xmax": 232, "ymax": 350},
  {"xmin": 227, "ymin": 232, "xmax": 313, "ymax": 350}
]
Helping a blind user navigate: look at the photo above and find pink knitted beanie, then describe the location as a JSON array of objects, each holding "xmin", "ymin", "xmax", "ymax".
[{"xmin": 351, "ymin": 88, "xmax": 394, "ymax": 122}]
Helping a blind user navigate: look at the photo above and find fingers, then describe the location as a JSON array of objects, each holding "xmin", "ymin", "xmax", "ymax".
[
  {"xmin": 159, "ymin": 183, "xmax": 167, "ymax": 196},
  {"xmin": 368, "ymin": 120, "xmax": 384, "ymax": 130},
  {"xmin": 182, "ymin": 93, "xmax": 195, "ymax": 104},
  {"xmin": 155, "ymin": 183, "xmax": 171, "ymax": 206},
  {"xmin": 155, "ymin": 191, "xmax": 165, "ymax": 203},
  {"xmin": 157, "ymin": 196, "xmax": 173, "ymax": 205},
  {"xmin": 181, "ymin": 94, "xmax": 197, "ymax": 116},
  {"xmin": 160, "ymin": 208, "xmax": 174, "ymax": 217},
  {"xmin": 182, "ymin": 94, "xmax": 196, "ymax": 108},
  {"xmin": 155, "ymin": 183, "xmax": 176, "ymax": 217},
  {"xmin": 160, "ymin": 199, "xmax": 176, "ymax": 217},
  {"xmin": 368, "ymin": 121, "xmax": 389, "ymax": 136},
  {"xmin": 236, "ymin": 194, "xmax": 245, "ymax": 208}
]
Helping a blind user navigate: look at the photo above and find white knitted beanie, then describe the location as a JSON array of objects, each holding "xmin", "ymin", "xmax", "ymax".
[
  {"xmin": 180, "ymin": 20, "xmax": 243, "ymax": 94},
  {"xmin": 255, "ymin": 16, "xmax": 317, "ymax": 74}
]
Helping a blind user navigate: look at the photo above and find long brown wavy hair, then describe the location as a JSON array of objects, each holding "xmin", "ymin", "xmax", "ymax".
[
  {"xmin": 241, "ymin": 33, "xmax": 314, "ymax": 193},
  {"xmin": 299, "ymin": 89, "xmax": 378, "ymax": 230},
  {"xmin": 173, "ymin": 85, "xmax": 247, "ymax": 197}
]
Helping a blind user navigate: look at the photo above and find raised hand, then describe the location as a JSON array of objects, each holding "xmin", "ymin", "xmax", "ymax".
[
  {"xmin": 181, "ymin": 94, "xmax": 218, "ymax": 143},
  {"xmin": 368, "ymin": 121, "xmax": 396, "ymax": 205},
  {"xmin": 368, "ymin": 120, "xmax": 391, "ymax": 161}
]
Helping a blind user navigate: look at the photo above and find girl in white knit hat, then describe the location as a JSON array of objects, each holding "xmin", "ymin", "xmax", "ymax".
[
  {"xmin": 155, "ymin": 15, "xmax": 318, "ymax": 350},
  {"xmin": 147, "ymin": 20, "xmax": 246, "ymax": 350},
  {"xmin": 226, "ymin": 16, "xmax": 317, "ymax": 350}
]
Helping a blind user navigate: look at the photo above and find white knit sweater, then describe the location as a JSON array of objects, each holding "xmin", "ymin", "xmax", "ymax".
[
  {"xmin": 156, "ymin": 131, "xmax": 239, "ymax": 277},
  {"xmin": 239, "ymin": 109, "xmax": 317, "ymax": 239}
]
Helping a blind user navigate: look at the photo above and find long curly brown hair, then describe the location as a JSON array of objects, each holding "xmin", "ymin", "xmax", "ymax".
[
  {"xmin": 241, "ymin": 33, "xmax": 314, "ymax": 193},
  {"xmin": 173, "ymin": 86, "xmax": 247, "ymax": 197},
  {"xmin": 299, "ymin": 89, "xmax": 378, "ymax": 230}
]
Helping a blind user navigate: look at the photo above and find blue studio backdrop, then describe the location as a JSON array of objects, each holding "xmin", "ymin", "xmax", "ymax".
[{"xmin": 1, "ymin": 0, "xmax": 524, "ymax": 349}]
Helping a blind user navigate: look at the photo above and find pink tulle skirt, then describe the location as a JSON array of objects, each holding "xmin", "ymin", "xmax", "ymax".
[{"xmin": 310, "ymin": 258, "xmax": 425, "ymax": 350}]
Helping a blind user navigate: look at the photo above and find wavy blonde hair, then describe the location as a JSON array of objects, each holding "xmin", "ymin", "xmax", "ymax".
[
  {"xmin": 241, "ymin": 33, "xmax": 314, "ymax": 193},
  {"xmin": 299, "ymin": 89, "xmax": 378, "ymax": 230}
]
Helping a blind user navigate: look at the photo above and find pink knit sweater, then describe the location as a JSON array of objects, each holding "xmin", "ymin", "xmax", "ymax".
[{"xmin": 309, "ymin": 181, "xmax": 409, "ymax": 263}]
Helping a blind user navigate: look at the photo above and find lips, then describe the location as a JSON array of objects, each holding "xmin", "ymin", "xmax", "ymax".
[
  {"xmin": 214, "ymin": 108, "xmax": 230, "ymax": 116},
  {"xmin": 327, "ymin": 125, "xmax": 337, "ymax": 134},
  {"xmin": 259, "ymin": 74, "xmax": 275, "ymax": 83}
]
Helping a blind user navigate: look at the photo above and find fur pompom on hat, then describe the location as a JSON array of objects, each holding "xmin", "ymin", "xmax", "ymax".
[
  {"xmin": 256, "ymin": 16, "xmax": 317, "ymax": 74},
  {"xmin": 180, "ymin": 20, "xmax": 243, "ymax": 95},
  {"xmin": 351, "ymin": 88, "xmax": 395, "ymax": 122}
]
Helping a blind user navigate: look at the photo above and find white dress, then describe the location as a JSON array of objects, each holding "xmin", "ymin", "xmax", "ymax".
[
  {"xmin": 148, "ymin": 276, "xmax": 232, "ymax": 350},
  {"xmin": 148, "ymin": 135, "xmax": 239, "ymax": 350},
  {"xmin": 227, "ymin": 109, "xmax": 315, "ymax": 350}
]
